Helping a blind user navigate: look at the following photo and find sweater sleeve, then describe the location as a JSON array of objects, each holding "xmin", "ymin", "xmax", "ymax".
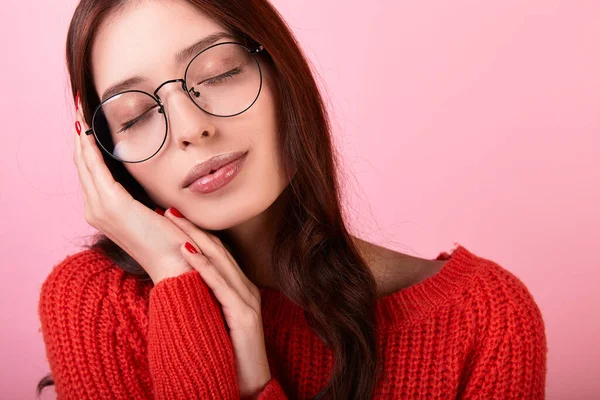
[
  {"xmin": 458, "ymin": 268, "xmax": 548, "ymax": 399},
  {"xmin": 38, "ymin": 250, "xmax": 239, "ymax": 399},
  {"xmin": 150, "ymin": 272, "xmax": 289, "ymax": 400},
  {"xmin": 153, "ymin": 275, "xmax": 289, "ymax": 400},
  {"xmin": 147, "ymin": 267, "xmax": 239, "ymax": 399}
]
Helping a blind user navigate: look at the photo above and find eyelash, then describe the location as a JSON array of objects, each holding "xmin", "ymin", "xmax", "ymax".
[
  {"xmin": 118, "ymin": 106, "xmax": 156, "ymax": 134},
  {"xmin": 204, "ymin": 67, "xmax": 242, "ymax": 85}
]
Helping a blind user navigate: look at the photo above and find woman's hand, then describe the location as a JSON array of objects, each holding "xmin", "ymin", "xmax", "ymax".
[
  {"xmin": 73, "ymin": 94, "xmax": 194, "ymax": 284},
  {"xmin": 162, "ymin": 208, "xmax": 272, "ymax": 399}
]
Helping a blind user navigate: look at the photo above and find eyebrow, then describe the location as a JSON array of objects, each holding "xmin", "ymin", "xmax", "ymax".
[{"xmin": 100, "ymin": 31, "xmax": 235, "ymax": 102}]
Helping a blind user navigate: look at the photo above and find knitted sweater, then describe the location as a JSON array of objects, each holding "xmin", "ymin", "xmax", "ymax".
[{"xmin": 38, "ymin": 244, "xmax": 547, "ymax": 399}]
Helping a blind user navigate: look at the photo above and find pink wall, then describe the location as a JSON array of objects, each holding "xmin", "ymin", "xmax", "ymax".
[{"xmin": 1, "ymin": 0, "xmax": 598, "ymax": 398}]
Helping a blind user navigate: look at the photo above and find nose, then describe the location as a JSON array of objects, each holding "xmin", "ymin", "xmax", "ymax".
[{"xmin": 156, "ymin": 80, "xmax": 216, "ymax": 149}]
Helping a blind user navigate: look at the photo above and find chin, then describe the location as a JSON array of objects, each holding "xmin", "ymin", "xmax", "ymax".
[{"xmin": 188, "ymin": 208, "xmax": 254, "ymax": 232}]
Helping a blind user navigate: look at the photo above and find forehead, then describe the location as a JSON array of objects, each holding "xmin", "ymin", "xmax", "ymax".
[{"xmin": 91, "ymin": 0, "xmax": 228, "ymax": 99}]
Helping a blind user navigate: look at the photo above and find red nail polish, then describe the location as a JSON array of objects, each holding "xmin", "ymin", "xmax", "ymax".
[
  {"xmin": 185, "ymin": 242, "xmax": 198, "ymax": 254},
  {"xmin": 170, "ymin": 207, "xmax": 183, "ymax": 218},
  {"xmin": 154, "ymin": 207, "xmax": 165, "ymax": 216},
  {"xmin": 75, "ymin": 121, "xmax": 81, "ymax": 136},
  {"xmin": 75, "ymin": 92, "xmax": 80, "ymax": 111}
]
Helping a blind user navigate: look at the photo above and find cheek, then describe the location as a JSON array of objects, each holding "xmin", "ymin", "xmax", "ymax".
[
  {"xmin": 252, "ymin": 100, "xmax": 282, "ymax": 169},
  {"xmin": 252, "ymin": 79, "xmax": 280, "ymax": 149},
  {"xmin": 252, "ymin": 125, "xmax": 289, "ymax": 192},
  {"xmin": 255, "ymin": 78, "xmax": 288, "ymax": 179},
  {"xmin": 123, "ymin": 163, "xmax": 171, "ymax": 205}
]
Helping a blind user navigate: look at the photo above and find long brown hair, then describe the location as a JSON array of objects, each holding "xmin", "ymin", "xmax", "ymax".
[{"xmin": 38, "ymin": 1, "xmax": 383, "ymax": 399}]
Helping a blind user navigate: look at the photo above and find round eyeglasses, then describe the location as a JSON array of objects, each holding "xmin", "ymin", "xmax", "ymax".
[{"xmin": 84, "ymin": 41, "xmax": 265, "ymax": 163}]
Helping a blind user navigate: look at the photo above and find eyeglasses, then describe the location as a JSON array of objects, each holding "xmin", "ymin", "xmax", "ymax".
[{"xmin": 84, "ymin": 41, "xmax": 265, "ymax": 163}]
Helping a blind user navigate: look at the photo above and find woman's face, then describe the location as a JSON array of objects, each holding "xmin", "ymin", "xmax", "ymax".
[{"xmin": 90, "ymin": 0, "xmax": 289, "ymax": 230}]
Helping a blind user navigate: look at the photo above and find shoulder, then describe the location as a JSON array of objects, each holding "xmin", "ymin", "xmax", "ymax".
[
  {"xmin": 38, "ymin": 250, "xmax": 156, "ymax": 397},
  {"xmin": 40, "ymin": 248, "xmax": 150, "ymax": 290},
  {"xmin": 374, "ymin": 245, "xmax": 545, "ymax": 334},
  {"xmin": 41, "ymin": 248, "xmax": 119, "ymax": 287},
  {"xmin": 467, "ymin": 250, "xmax": 545, "ymax": 323},
  {"xmin": 429, "ymin": 246, "xmax": 548, "ymax": 382},
  {"xmin": 390, "ymin": 244, "xmax": 546, "ymax": 333},
  {"xmin": 451, "ymin": 248, "xmax": 548, "ymax": 396},
  {"xmin": 454, "ymin": 247, "xmax": 547, "ymax": 355},
  {"xmin": 38, "ymin": 249, "xmax": 152, "ymax": 323}
]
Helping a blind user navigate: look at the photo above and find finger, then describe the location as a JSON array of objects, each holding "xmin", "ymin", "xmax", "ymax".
[
  {"xmin": 166, "ymin": 209, "xmax": 245, "ymax": 275},
  {"xmin": 73, "ymin": 101, "xmax": 97, "ymax": 203},
  {"xmin": 165, "ymin": 209, "xmax": 254, "ymax": 300},
  {"xmin": 181, "ymin": 242, "xmax": 259, "ymax": 329},
  {"xmin": 167, "ymin": 209, "xmax": 248, "ymax": 280},
  {"xmin": 156, "ymin": 207, "xmax": 256, "ymax": 298},
  {"xmin": 206, "ymin": 233, "xmax": 238, "ymax": 266},
  {"xmin": 203, "ymin": 232, "xmax": 243, "ymax": 274},
  {"xmin": 76, "ymin": 98, "xmax": 119, "ymax": 196}
]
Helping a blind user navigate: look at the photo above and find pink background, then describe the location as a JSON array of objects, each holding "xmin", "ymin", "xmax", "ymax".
[{"xmin": 1, "ymin": 0, "xmax": 598, "ymax": 398}]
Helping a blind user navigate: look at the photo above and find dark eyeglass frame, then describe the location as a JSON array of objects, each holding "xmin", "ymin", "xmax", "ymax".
[{"xmin": 84, "ymin": 41, "xmax": 266, "ymax": 163}]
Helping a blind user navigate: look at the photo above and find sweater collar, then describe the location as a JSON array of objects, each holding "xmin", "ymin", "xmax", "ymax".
[{"xmin": 259, "ymin": 244, "xmax": 481, "ymax": 331}]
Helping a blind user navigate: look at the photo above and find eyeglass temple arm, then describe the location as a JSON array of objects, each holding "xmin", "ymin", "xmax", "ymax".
[{"xmin": 85, "ymin": 128, "xmax": 93, "ymax": 136}]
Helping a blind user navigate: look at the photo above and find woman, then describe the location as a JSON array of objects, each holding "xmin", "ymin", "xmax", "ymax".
[{"xmin": 37, "ymin": 0, "xmax": 548, "ymax": 399}]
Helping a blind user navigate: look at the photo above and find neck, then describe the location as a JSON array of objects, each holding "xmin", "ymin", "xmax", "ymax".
[{"xmin": 222, "ymin": 192, "xmax": 286, "ymax": 290}]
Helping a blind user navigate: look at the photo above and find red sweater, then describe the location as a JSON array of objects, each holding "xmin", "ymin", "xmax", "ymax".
[{"xmin": 38, "ymin": 244, "xmax": 547, "ymax": 399}]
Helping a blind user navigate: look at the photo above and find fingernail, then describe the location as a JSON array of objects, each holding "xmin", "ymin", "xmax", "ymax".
[
  {"xmin": 185, "ymin": 242, "xmax": 198, "ymax": 254},
  {"xmin": 169, "ymin": 207, "xmax": 183, "ymax": 218},
  {"xmin": 75, "ymin": 121, "xmax": 81, "ymax": 136},
  {"xmin": 75, "ymin": 92, "xmax": 80, "ymax": 111},
  {"xmin": 154, "ymin": 207, "xmax": 165, "ymax": 216}
]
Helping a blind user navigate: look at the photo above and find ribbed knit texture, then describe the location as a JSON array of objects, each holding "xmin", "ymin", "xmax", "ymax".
[{"xmin": 38, "ymin": 244, "xmax": 547, "ymax": 399}]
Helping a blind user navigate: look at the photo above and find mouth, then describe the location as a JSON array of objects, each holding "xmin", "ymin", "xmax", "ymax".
[
  {"xmin": 183, "ymin": 150, "xmax": 249, "ymax": 194},
  {"xmin": 182, "ymin": 150, "xmax": 248, "ymax": 189}
]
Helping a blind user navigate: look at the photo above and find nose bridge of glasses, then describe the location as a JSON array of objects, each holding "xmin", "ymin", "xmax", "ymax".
[{"xmin": 153, "ymin": 78, "xmax": 187, "ymax": 101}]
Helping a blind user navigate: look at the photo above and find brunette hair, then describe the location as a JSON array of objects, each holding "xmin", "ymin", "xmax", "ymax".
[{"xmin": 38, "ymin": 1, "xmax": 383, "ymax": 399}]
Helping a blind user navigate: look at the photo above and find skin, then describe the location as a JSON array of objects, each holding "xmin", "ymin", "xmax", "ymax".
[
  {"xmin": 352, "ymin": 237, "xmax": 447, "ymax": 298},
  {"xmin": 82, "ymin": 0, "xmax": 449, "ymax": 396}
]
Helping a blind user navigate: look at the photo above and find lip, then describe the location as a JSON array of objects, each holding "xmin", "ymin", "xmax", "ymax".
[
  {"xmin": 182, "ymin": 150, "xmax": 248, "ymax": 189},
  {"xmin": 187, "ymin": 152, "xmax": 248, "ymax": 194}
]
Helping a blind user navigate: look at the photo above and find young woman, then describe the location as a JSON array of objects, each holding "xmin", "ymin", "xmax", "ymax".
[{"xmin": 37, "ymin": 0, "xmax": 548, "ymax": 399}]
